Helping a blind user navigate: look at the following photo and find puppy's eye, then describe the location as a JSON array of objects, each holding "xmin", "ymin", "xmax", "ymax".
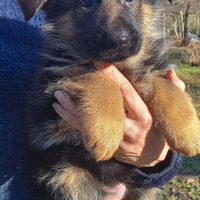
[{"xmin": 79, "ymin": 0, "xmax": 91, "ymax": 7}]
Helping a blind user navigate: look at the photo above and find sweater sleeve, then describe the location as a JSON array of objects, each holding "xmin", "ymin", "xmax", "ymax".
[
  {"xmin": 133, "ymin": 151, "xmax": 182, "ymax": 188},
  {"xmin": 0, "ymin": 18, "xmax": 43, "ymax": 200}
]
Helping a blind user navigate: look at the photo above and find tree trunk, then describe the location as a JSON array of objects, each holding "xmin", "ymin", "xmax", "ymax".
[
  {"xmin": 180, "ymin": 11, "xmax": 184, "ymax": 38},
  {"xmin": 174, "ymin": 16, "xmax": 180, "ymax": 38},
  {"xmin": 197, "ymin": 14, "xmax": 199, "ymax": 36},
  {"xmin": 184, "ymin": 1, "xmax": 190, "ymax": 39}
]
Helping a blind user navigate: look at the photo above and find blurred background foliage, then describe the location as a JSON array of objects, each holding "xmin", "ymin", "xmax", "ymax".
[{"xmin": 159, "ymin": 1, "xmax": 200, "ymax": 199}]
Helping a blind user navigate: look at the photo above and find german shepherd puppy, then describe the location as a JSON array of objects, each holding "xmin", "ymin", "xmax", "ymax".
[{"xmin": 18, "ymin": 0, "xmax": 200, "ymax": 199}]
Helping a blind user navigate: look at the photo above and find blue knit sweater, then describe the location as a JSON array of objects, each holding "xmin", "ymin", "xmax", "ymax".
[
  {"xmin": 0, "ymin": 19, "xmax": 42, "ymax": 200},
  {"xmin": 0, "ymin": 16, "xmax": 182, "ymax": 200}
]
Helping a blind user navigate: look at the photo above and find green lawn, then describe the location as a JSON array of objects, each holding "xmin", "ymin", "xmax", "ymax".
[{"xmin": 158, "ymin": 64, "xmax": 200, "ymax": 200}]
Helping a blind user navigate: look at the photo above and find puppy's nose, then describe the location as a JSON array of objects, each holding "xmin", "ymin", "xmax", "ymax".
[{"xmin": 107, "ymin": 32, "xmax": 130, "ymax": 49}]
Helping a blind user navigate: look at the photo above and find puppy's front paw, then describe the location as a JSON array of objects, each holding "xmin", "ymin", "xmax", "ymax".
[
  {"xmin": 84, "ymin": 115, "xmax": 125, "ymax": 161},
  {"xmin": 165, "ymin": 108, "xmax": 200, "ymax": 157},
  {"xmin": 150, "ymin": 77, "xmax": 200, "ymax": 157},
  {"xmin": 55, "ymin": 72, "xmax": 126, "ymax": 161}
]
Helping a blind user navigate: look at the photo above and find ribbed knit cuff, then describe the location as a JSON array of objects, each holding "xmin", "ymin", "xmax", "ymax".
[{"xmin": 133, "ymin": 151, "xmax": 182, "ymax": 188}]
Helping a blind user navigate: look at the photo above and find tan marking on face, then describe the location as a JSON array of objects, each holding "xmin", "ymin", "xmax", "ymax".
[
  {"xmin": 141, "ymin": 3, "xmax": 154, "ymax": 34},
  {"xmin": 100, "ymin": 0, "xmax": 122, "ymax": 24},
  {"xmin": 124, "ymin": 4, "xmax": 158, "ymax": 67}
]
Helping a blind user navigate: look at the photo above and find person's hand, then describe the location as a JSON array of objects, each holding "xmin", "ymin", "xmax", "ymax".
[
  {"xmin": 95, "ymin": 64, "xmax": 167, "ymax": 167},
  {"xmin": 93, "ymin": 64, "xmax": 185, "ymax": 168},
  {"xmin": 53, "ymin": 66, "xmax": 185, "ymax": 167},
  {"xmin": 52, "ymin": 65, "xmax": 185, "ymax": 200}
]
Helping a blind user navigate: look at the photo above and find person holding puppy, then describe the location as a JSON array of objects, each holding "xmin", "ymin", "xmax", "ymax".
[{"xmin": 0, "ymin": 0, "xmax": 183, "ymax": 199}]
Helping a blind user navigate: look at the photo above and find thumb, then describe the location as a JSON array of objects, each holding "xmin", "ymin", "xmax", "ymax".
[{"xmin": 167, "ymin": 69, "xmax": 185, "ymax": 91}]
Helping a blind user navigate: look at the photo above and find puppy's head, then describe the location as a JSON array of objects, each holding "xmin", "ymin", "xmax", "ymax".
[{"xmin": 18, "ymin": 0, "xmax": 172, "ymax": 63}]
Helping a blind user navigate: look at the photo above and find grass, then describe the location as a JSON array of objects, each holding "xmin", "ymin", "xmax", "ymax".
[
  {"xmin": 158, "ymin": 64, "xmax": 200, "ymax": 200},
  {"xmin": 175, "ymin": 64, "xmax": 200, "ymax": 119}
]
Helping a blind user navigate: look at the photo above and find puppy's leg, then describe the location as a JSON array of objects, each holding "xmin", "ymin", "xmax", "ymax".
[
  {"xmin": 50, "ymin": 72, "xmax": 125, "ymax": 161},
  {"xmin": 148, "ymin": 77, "xmax": 200, "ymax": 156}
]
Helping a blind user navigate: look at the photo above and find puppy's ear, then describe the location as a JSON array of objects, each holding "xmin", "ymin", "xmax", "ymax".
[
  {"xmin": 17, "ymin": 0, "xmax": 48, "ymax": 21},
  {"xmin": 168, "ymin": 0, "xmax": 172, "ymax": 3}
]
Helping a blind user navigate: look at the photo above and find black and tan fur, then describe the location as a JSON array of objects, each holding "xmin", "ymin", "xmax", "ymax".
[{"xmin": 18, "ymin": 0, "xmax": 200, "ymax": 199}]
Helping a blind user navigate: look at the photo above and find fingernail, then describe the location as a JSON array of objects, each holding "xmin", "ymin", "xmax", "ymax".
[
  {"xmin": 52, "ymin": 102, "xmax": 58, "ymax": 110},
  {"xmin": 171, "ymin": 69, "xmax": 177, "ymax": 79},
  {"xmin": 52, "ymin": 102, "xmax": 62, "ymax": 115},
  {"xmin": 167, "ymin": 69, "xmax": 176, "ymax": 81},
  {"xmin": 54, "ymin": 90, "xmax": 61, "ymax": 99}
]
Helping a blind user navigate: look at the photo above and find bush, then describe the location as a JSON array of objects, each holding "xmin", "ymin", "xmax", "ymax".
[{"xmin": 182, "ymin": 43, "xmax": 200, "ymax": 66}]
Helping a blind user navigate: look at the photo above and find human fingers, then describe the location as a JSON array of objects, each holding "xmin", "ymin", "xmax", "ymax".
[
  {"xmin": 167, "ymin": 69, "xmax": 185, "ymax": 91},
  {"xmin": 53, "ymin": 90, "xmax": 82, "ymax": 132},
  {"xmin": 95, "ymin": 63, "xmax": 164, "ymax": 167},
  {"xmin": 95, "ymin": 62, "xmax": 169, "ymax": 167},
  {"xmin": 113, "ymin": 127, "xmax": 169, "ymax": 167}
]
